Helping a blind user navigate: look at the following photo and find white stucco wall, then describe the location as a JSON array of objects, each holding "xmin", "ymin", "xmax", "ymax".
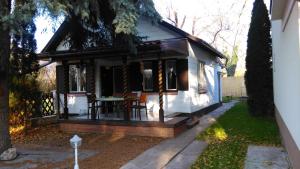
[
  {"xmin": 59, "ymin": 94, "xmax": 88, "ymax": 114},
  {"xmin": 272, "ymin": 2, "xmax": 300, "ymax": 150},
  {"xmin": 188, "ymin": 43, "xmax": 221, "ymax": 112}
]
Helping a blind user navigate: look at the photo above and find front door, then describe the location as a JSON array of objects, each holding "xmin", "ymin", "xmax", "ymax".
[{"xmin": 101, "ymin": 66, "xmax": 113, "ymax": 96}]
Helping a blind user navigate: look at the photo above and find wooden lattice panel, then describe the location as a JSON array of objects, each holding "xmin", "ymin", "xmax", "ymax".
[{"xmin": 41, "ymin": 93, "xmax": 55, "ymax": 116}]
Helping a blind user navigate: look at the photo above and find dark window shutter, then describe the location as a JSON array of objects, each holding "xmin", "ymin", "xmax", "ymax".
[
  {"xmin": 177, "ymin": 59, "xmax": 189, "ymax": 91},
  {"xmin": 56, "ymin": 65, "xmax": 65, "ymax": 93},
  {"xmin": 114, "ymin": 66, "xmax": 124, "ymax": 93},
  {"xmin": 129, "ymin": 62, "xmax": 142, "ymax": 91}
]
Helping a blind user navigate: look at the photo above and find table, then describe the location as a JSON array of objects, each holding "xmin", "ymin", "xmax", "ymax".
[
  {"xmin": 97, "ymin": 97, "xmax": 138, "ymax": 118},
  {"xmin": 97, "ymin": 97, "xmax": 125, "ymax": 102},
  {"xmin": 97, "ymin": 97, "xmax": 125, "ymax": 118}
]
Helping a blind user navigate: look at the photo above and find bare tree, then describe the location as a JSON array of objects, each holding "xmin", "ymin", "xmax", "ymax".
[
  {"xmin": 191, "ymin": 16, "xmax": 200, "ymax": 36},
  {"xmin": 166, "ymin": 2, "xmax": 186, "ymax": 29},
  {"xmin": 37, "ymin": 64, "xmax": 56, "ymax": 93},
  {"xmin": 209, "ymin": 17, "xmax": 231, "ymax": 45}
]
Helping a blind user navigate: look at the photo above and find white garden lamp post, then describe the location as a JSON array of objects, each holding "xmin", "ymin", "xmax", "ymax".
[{"xmin": 70, "ymin": 135, "xmax": 82, "ymax": 169}]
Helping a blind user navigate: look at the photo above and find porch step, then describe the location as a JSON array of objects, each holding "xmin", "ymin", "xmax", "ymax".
[{"xmin": 186, "ymin": 118, "xmax": 199, "ymax": 129}]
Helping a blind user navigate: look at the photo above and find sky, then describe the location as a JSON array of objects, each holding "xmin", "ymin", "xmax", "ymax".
[{"xmin": 35, "ymin": 0, "xmax": 271, "ymax": 71}]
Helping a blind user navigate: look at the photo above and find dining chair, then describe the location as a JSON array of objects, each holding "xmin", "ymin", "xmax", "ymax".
[
  {"xmin": 131, "ymin": 93, "xmax": 148, "ymax": 120},
  {"xmin": 86, "ymin": 93, "xmax": 101, "ymax": 119}
]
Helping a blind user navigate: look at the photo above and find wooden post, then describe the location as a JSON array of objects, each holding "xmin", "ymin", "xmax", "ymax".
[
  {"xmin": 56, "ymin": 90, "xmax": 61, "ymax": 119},
  {"xmin": 122, "ymin": 56, "xmax": 130, "ymax": 121},
  {"xmin": 89, "ymin": 59, "xmax": 96, "ymax": 120},
  {"xmin": 62, "ymin": 61, "xmax": 69, "ymax": 119},
  {"xmin": 158, "ymin": 55, "xmax": 164, "ymax": 123}
]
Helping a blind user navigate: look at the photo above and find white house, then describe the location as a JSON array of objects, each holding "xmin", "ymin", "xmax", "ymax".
[
  {"xmin": 38, "ymin": 17, "xmax": 225, "ymax": 137},
  {"xmin": 271, "ymin": 0, "xmax": 300, "ymax": 168}
]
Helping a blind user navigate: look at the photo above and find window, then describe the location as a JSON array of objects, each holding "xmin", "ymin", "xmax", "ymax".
[
  {"xmin": 165, "ymin": 60, "xmax": 177, "ymax": 90},
  {"xmin": 69, "ymin": 65, "xmax": 86, "ymax": 92},
  {"xmin": 143, "ymin": 62, "xmax": 153, "ymax": 91},
  {"xmin": 198, "ymin": 62, "xmax": 207, "ymax": 93}
]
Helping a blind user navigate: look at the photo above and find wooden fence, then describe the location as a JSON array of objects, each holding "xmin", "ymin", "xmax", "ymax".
[
  {"xmin": 222, "ymin": 77, "xmax": 247, "ymax": 97},
  {"xmin": 25, "ymin": 92, "xmax": 55, "ymax": 118},
  {"xmin": 9, "ymin": 92, "xmax": 56, "ymax": 130}
]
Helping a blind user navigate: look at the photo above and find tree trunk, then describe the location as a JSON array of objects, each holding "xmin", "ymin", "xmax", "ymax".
[{"xmin": 0, "ymin": 0, "xmax": 12, "ymax": 155}]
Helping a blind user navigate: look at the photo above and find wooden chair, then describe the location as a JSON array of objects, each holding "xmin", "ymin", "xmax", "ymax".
[
  {"xmin": 131, "ymin": 93, "xmax": 148, "ymax": 120},
  {"xmin": 86, "ymin": 93, "xmax": 101, "ymax": 119}
]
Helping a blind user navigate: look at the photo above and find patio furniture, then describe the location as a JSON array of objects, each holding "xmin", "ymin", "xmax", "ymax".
[
  {"xmin": 97, "ymin": 97, "xmax": 125, "ymax": 118},
  {"xmin": 86, "ymin": 93, "xmax": 102, "ymax": 119},
  {"xmin": 131, "ymin": 93, "xmax": 148, "ymax": 120}
]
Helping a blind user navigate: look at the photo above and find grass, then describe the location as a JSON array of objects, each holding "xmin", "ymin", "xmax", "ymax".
[
  {"xmin": 191, "ymin": 102, "xmax": 281, "ymax": 169},
  {"xmin": 222, "ymin": 96, "xmax": 237, "ymax": 103}
]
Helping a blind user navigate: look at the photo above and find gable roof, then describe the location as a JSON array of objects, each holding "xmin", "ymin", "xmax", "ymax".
[
  {"xmin": 159, "ymin": 21, "xmax": 226, "ymax": 59},
  {"xmin": 41, "ymin": 19, "xmax": 226, "ymax": 59}
]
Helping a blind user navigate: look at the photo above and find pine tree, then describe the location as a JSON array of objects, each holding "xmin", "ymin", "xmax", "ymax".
[
  {"xmin": 245, "ymin": 0, "xmax": 273, "ymax": 116},
  {"xmin": 0, "ymin": 0, "xmax": 160, "ymax": 156}
]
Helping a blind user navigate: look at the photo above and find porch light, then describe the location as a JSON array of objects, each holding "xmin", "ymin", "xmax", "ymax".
[{"xmin": 70, "ymin": 135, "xmax": 82, "ymax": 169}]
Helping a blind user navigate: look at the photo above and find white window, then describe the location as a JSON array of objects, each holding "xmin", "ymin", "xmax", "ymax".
[
  {"xmin": 69, "ymin": 65, "xmax": 86, "ymax": 92},
  {"xmin": 143, "ymin": 62, "xmax": 153, "ymax": 91},
  {"xmin": 198, "ymin": 62, "xmax": 207, "ymax": 93},
  {"xmin": 165, "ymin": 60, "xmax": 177, "ymax": 90}
]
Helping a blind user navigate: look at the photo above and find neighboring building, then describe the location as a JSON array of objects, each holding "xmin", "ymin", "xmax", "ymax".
[
  {"xmin": 271, "ymin": 0, "xmax": 300, "ymax": 168},
  {"xmin": 38, "ymin": 17, "xmax": 225, "ymax": 137}
]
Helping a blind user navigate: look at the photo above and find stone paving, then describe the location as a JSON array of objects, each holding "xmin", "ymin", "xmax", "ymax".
[
  {"xmin": 121, "ymin": 101, "xmax": 238, "ymax": 169},
  {"xmin": 0, "ymin": 145, "xmax": 97, "ymax": 169},
  {"xmin": 244, "ymin": 145, "xmax": 290, "ymax": 169},
  {"xmin": 163, "ymin": 140, "xmax": 207, "ymax": 169}
]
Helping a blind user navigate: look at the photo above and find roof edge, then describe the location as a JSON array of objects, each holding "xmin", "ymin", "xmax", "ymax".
[{"xmin": 158, "ymin": 20, "xmax": 227, "ymax": 59}]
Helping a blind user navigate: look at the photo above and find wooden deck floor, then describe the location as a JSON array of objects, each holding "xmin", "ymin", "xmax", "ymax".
[{"xmin": 59, "ymin": 116, "xmax": 189, "ymax": 138}]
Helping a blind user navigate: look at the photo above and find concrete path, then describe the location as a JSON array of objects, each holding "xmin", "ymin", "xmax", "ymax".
[
  {"xmin": 244, "ymin": 145, "xmax": 290, "ymax": 169},
  {"xmin": 163, "ymin": 140, "xmax": 207, "ymax": 169},
  {"xmin": 0, "ymin": 145, "xmax": 97, "ymax": 169},
  {"xmin": 121, "ymin": 101, "xmax": 238, "ymax": 169}
]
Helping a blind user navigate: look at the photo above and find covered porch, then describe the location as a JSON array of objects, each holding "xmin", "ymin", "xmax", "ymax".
[{"xmin": 39, "ymin": 38, "xmax": 191, "ymax": 137}]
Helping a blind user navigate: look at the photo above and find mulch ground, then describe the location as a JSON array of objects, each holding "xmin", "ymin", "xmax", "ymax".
[{"xmin": 10, "ymin": 124, "xmax": 164, "ymax": 169}]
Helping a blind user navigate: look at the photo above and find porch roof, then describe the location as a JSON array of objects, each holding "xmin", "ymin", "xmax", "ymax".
[{"xmin": 38, "ymin": 38, "xmax": 189, "ymax": 61}]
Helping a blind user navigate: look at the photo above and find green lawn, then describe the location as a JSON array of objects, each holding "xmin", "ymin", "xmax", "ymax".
[
  {"xmin": 191, "ymin": 102, "xmax": 281, "ymax": 169},
  {"xmin": 222, "ymin": 96, "xmax": 234, "ymax": 103}
]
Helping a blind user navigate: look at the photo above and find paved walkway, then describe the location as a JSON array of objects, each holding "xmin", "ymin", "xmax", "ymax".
[
  {"xmin": 121, "ymin": 101, "xmax": 238, "ymax": 169},
  {"xmin": 163, "ymin": 140, "xmax": 207, "ymax": 169},
  {"xmin": 0, "ymin": 145, "xmax": 97, "ymax": 169},
  {"xmin": 244, "ymin": 145, "xmax": 290, "ymax": 169}
]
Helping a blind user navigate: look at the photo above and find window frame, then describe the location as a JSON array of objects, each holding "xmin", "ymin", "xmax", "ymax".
[{"xmin": 69, "ymin": 64, "xmax": 87, "ymax": 93}]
